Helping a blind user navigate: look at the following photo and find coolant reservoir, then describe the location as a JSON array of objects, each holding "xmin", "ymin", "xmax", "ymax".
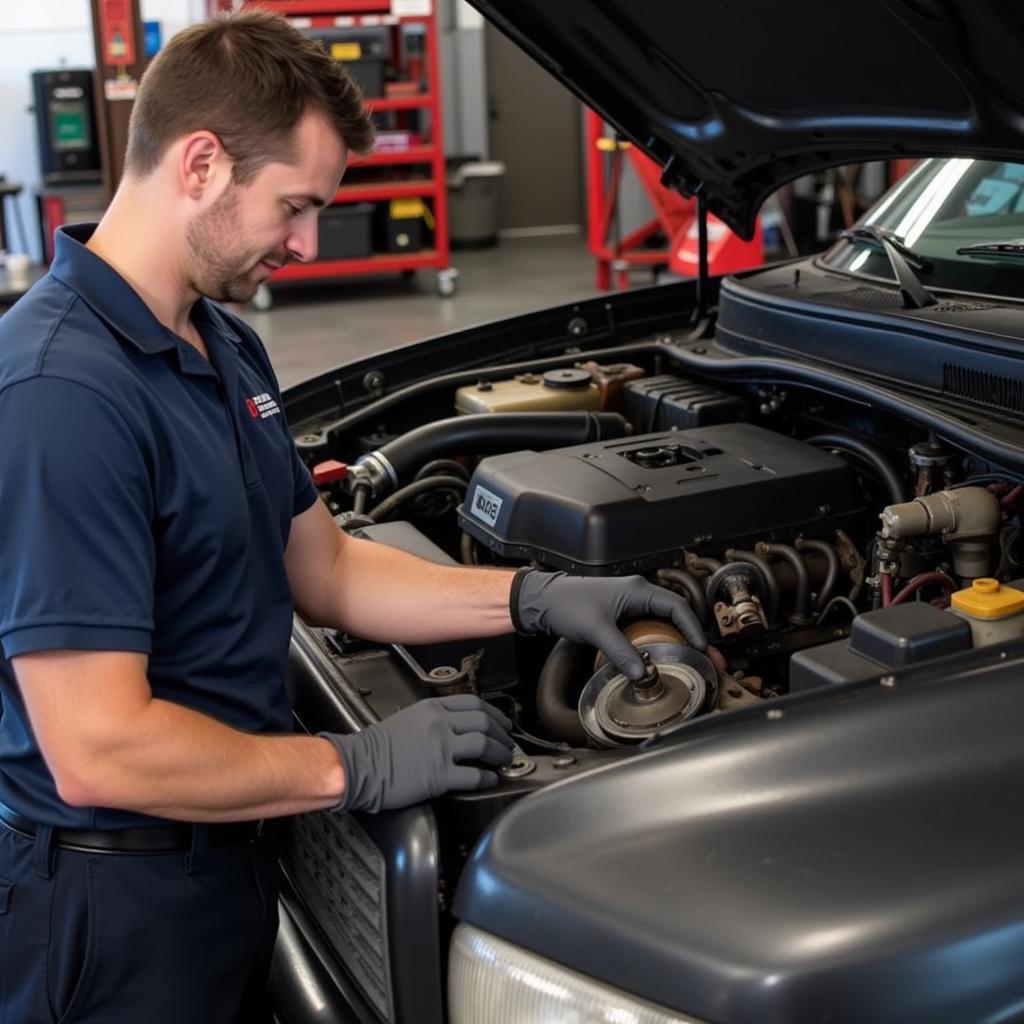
[
  {"xmin": 949, "ymin": 578, "xmax": 1024, "ymax": 646},
  {"xmin": 455, "ymin": 368, "xmax": 601, "ymax": 414}
]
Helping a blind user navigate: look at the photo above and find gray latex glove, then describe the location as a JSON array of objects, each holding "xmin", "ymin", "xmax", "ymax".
[
  {"xmin": 512, "ymin": 569, "xmax": 707, "ymax": 680},
  {"xmin": 321, "ymin": 695, "xmax": 514, "ymax": 813}
]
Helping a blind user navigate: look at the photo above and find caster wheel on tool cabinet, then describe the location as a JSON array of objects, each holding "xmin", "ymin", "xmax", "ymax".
[
  {"xmin": 251, "ymin": 283, "xmax": 273, "ymax": 312},
  {"xmin": 436, "ymin": 268, "xmax": 458, "ymax": 297}
]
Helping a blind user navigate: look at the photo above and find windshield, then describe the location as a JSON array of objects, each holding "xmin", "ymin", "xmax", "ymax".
[{"xmin": 820, "ymin": 158, "xmax": 1024, "ymax": 300}]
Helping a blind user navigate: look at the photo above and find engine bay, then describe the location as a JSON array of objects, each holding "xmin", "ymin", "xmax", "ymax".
[{"xmin": 297, "ymin": 349, "xmax": 1024, "ymax": 757}]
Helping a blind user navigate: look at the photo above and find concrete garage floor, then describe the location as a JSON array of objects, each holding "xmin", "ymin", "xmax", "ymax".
[{"xmin": 241, "ymin": 233, "xmax": 604, "ymax": 389}]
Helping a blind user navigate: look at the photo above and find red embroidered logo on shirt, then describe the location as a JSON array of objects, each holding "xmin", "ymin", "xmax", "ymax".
[{"xmin": 245, "ymin": 393, "xmax": 280, "ymax": 420}]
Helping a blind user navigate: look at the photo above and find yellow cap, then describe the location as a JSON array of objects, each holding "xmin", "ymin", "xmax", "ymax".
[{"xmin": 951, "ymin": 578, "xmax": 1024, "ymax": 619}]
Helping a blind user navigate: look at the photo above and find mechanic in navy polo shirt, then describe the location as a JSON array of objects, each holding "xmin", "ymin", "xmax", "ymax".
[{"xmin": 0, "ymin": 12, "xmax": 704, "ymax": 1023}]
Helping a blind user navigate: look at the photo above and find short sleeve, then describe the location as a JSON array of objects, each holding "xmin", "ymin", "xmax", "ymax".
[
  {"xmin": 291, "ymin": 440, "xmax": 317, "ymax": 517},
  {"xmin": 0, "ymin": 377, "xmax": 155, "ymax": 658}
]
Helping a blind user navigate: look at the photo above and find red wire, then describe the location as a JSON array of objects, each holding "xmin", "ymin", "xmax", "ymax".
[
  {"xmin": 890, "ymin": 571, "xmax": 958, "ymax": 606},
  {"xmin": 1001, "ymin": 485, "xmax": 1023, "ymax": 507}
]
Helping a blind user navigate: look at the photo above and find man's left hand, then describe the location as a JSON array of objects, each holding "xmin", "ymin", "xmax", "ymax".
[{"xmin": 511, "ymin": 569, "xmax": 707, "ymax": 680}]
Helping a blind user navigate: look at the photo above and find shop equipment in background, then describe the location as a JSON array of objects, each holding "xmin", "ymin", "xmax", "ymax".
[{"xmin": 209, "ymin": 0, "xmax": 455, "ymax": 309}]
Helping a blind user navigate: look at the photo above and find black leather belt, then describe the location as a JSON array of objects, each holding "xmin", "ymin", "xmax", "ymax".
[{"xmin": 0, "ymin": 801, "xmax": 264, "ymax": 855}]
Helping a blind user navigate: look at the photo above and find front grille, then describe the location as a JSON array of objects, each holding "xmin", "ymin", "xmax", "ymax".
[
  {"xmin": 943, "ymin": 363, "xmax": 1024, "ymax": 414},
  {"xmin": 283, "ymin": 812, "xmax": 393, "ymax": 1019}
]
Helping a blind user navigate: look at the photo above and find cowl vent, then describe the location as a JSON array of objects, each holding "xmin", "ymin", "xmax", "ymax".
[{"xmin": 943, "ymin": 363, "xmax": 1024, "ymax": 414}]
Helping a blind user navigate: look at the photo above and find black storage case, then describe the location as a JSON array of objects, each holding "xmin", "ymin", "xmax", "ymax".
[
  {"xmin": 345, "ymin": 57, "xmax": 386, "ymax": 99},
  {"xmin": 790, "ymin": 603, "xmax": 972, "ymax": 691},
  {"xmin": 379, "ymin": 206, "xmax": 426, "ymax": 253},
  {"xmin": 458, "ymin": 423, "xmax": 866, "ymax": 574},
  {"xmin": 317, "ymin": 203, "xmax": 375, "ymax": 261},
  {"xmin": 623, "ymin": 374, "xmax": 747, "ymax": 432}
]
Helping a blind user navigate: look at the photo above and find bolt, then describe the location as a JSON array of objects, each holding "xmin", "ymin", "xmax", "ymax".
[
  {"xmin": 767, "ymin": 708, "xmax": 784, "ymax": 720},
  {"xmin": 880, "ymin": 675, "xmax": 897, "ymax": 688},
  {"xmin": 429, "ymin": 666, "xmax": 458, "ymax": 680},
  {"xmin": 553, "ymin": 755, "xmax": 577, "ymax": 769}
]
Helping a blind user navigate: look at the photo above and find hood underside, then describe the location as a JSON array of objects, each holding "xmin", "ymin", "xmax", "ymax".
[{"xmin": 470, "ymin": 0, "xmax": 1024, "ymax": 237}]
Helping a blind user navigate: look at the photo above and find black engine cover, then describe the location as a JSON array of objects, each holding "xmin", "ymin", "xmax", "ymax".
[{"xmin": 458, "ymin": 424, "xmax": 865, "ymax": 574}]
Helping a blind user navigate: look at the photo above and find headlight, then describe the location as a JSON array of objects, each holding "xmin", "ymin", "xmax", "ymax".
[{"xmin": 448, "ymin": 923, "xmax": 704, "ymax": 1024}]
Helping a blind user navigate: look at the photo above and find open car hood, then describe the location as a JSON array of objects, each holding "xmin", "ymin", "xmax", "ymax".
[{"xmin": 470, "ymin": 0, "xmax": 1024, "ymax": 237}]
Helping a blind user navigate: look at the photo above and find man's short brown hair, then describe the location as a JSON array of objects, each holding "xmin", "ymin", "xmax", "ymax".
[{"xmin": 125, "ymin": 10, "xmax": 376, "ymax": 183}]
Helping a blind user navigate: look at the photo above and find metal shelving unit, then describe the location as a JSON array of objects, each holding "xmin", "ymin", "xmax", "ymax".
[{"xmin": 211, "ymin": 0, "xmax": 454, "ymax": 308}]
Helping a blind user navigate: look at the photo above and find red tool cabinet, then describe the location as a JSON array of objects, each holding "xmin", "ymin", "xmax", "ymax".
[{"xmin": 210, "ymin": 0, "xmax": 455, "ymax": 308}]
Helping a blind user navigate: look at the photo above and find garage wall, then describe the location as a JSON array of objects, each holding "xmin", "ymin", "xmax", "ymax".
[
  {"xmin": 0, "ymin": 0, "xmax": 197, "ymax": 262},
  {"xmin": 0, "ymin": 0, "xmax": 482, "ymax": 263}
]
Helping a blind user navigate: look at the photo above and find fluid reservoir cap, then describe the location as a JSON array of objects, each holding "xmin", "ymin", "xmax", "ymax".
[
  {"xmin": 312, "ymin": 459, "xmax": 348, "ymax": 485},
  {"xmin": 542, "ymin": 367, "xmax": 592, "ymax": 389},
  {"xmin": 951, "ymin": 578, "xmax": 1024, "ymax": 619}
]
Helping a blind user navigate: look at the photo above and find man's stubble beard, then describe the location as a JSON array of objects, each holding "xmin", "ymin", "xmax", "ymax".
[{"xmin": 185, "ymin": 183, "xmax": 263, "ymax": 304}]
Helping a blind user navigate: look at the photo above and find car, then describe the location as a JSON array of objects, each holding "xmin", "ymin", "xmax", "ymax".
[{"xmin": 269, "ymin": 2, "xmax": 1024, "ymax": 1022}]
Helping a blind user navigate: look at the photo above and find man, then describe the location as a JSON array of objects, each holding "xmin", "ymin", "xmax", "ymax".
[{"xmin": 0, "ymin": 11, "xmax": 704, "ymax": 1023}]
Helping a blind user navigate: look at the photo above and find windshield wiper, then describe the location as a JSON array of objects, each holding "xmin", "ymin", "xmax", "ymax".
[
  {"xmin": 956, "ymin": 239, "xmax": 1024, "ymax": 260},
  {"xmin": 838, "ymin": 226, "xmax": 937, "ymax": 309}
]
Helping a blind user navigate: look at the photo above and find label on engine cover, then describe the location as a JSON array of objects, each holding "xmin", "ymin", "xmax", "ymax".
[{"xmin": 470, "ymin": 484, "xmax": 503, "ymax": 527}]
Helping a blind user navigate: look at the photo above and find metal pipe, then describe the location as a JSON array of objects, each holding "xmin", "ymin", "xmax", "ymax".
[
  {"xmin": 795, "ymin": 538, "xmax": 841, "ymax": 611},
  {"xmin": 692, "ymin": 557, "xmax": 723, "ymax": 576},
  {"xmin": 725, "ymin": 549, "xmax": 780, "ymax": 623},
  {"xmin": 760, "ymin": 543, "xmax": 813, "ymax": 624},
  {"xmin": 655, "ymin": 568, "xmax": 710, "ymax": 627}
]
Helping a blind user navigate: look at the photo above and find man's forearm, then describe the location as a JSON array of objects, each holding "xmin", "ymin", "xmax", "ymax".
[
  {"xmin": 314, "ymin": 534, "xmax": 517, "ymax": 644},
  {"xmin": 65, "ymin": 697, "xmax": 344, "ymax": 822}
]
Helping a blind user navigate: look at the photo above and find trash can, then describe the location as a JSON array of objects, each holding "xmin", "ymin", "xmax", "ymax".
[{"xmin": 447, "ymin": 160, "xmax": 505, "ymax": 248}]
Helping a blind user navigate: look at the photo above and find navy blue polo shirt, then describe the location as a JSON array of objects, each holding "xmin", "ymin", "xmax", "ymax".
[{"xmin": 0, "ymin": 225, "xmax": 318, "ymax": 828}]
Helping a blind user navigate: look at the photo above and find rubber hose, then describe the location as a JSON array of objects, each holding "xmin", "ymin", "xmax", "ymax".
[
  {"xmin": 763, "ymin": 543, "xmax": 812, "ymax": 623},
  {"xmin": 366, "ymin": 475, "xmax": 467, "ymax": 523},
  {"xmin": 725, "ymin": 550, "xmax": 780, "ymax": 623},
  {"xmin": 352, "ymin": 482, "xmax": 370, "ymax": 516},
  {"xmin": 805, "ymin": 433, "xmax": 906, "ymax": 506},
  {"xmin": 795, "ymin": 538, "xmax": 841, "ymax": 611},
  {"xmin": 371, "ymin": 412, "xmax": 629, "ymax": 490},
  {"xmin": 415, "ymin": 458, "xmax": 470, "ymax": 482},
  {"xmin": 890, "ymin": 571, "xmax": 957, "ymax": 606},
  {"xmin": 317, "ymin": 341, "xmax": 660, "ymax": 448},
  {"xmin": 536, "ymin": 638, "xmax": 593, "ymax": 746},
  {"xmin": 655, "ymin": 568, "xmax": 710, "ymax": 627}
]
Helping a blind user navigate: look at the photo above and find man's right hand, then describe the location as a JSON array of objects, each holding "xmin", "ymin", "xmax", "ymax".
[{"xmin": 321, "ymin": 695, "xmax": 514, "ymax": 813}]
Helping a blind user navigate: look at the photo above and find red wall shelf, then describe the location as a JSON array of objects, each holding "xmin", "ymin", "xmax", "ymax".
[
  {"xmin": 334, "ymin": 179, "xmax": 436, "ymax": 202},
  {"xmin": 210, "ymin": 0, "xmax": 454, "ymax": 304}
]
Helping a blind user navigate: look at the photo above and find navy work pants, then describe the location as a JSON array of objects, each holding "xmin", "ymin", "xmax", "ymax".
[{"xmin": 0, "ymin": 820, "xmax": 281, "ymax": 1023}]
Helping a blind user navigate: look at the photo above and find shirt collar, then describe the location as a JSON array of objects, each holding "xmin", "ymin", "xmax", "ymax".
[{"xmin": 49, "ymin": 224, "xmax": 242, "ymax": 355}]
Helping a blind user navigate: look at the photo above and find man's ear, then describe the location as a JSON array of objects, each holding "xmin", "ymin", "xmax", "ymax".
[{"xmin": 179, "ymin": 131, "xmax": 229, "ymax": 200}]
